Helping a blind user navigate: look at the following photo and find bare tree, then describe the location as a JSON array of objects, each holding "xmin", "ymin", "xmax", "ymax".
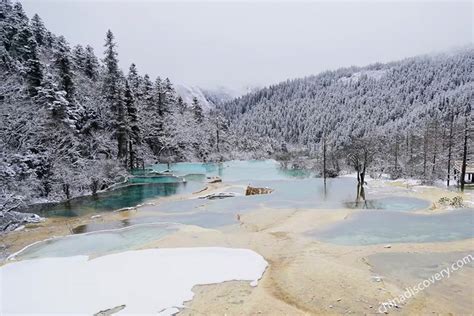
[
  {"xmin": 431, "ymin": 117, "xmax": 439, "ymax": 180},
  {"xmin": 446, "ymin": 111, "xmax": 454, "ymax": 186},
  {"xmin": 322, "ymin": 133, "xmax": 327, "ymax": 181},
  {"xmin": 346, "ymin": 137, "xmax": 375, "ymax": 201},
  {"xmin": 460, "ymin": 105, "xmax": 471, "ymax": 192}
]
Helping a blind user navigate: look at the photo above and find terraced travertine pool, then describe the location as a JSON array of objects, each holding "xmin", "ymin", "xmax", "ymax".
[
  {"xmin": 307, "ymin": 208, "xmax": 474, "ymax": 245},
  {"xmin": 11, "ymin": 160, "xmax": 473, "ymax": 257},
  {"xmin": 4, "ymin": 160, "xmax": 473, "ymax": 315},
  {"xmin": 10, "ymin": 223, "xmax": 180, "ymax": 260}
]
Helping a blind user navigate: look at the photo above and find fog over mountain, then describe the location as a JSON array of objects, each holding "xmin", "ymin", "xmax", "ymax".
[{"xmin": 20, "ymin": 0, "xmax": 472, "ymax": 89}]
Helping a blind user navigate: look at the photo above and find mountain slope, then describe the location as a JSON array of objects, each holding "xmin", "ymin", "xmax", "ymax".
[{"xmin": 219, "ymin": 49, "xmax": 473, "ymax": 147}]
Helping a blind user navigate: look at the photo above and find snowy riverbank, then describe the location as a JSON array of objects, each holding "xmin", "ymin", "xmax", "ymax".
[{"xmin": 1, "ymin": 247, "xmax": 267, "ymax": 315}]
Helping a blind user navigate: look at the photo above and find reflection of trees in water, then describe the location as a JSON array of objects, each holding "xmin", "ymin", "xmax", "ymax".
[
  {"xmin": 28, "ymin": 182, "xmax": 187, "ymax": 218},
  {"xmin": 163, "ymin": 182, "xmax": 180, "ymax": 196},
  {"xmin": 218, "ymin": 163, "xmax": 224, "ymax": 177},
  {"xmin": 355, "ymin": 183, "xmax": 368, "ymax": 209}
]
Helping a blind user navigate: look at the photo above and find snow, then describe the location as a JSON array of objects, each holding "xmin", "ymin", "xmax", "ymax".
[
  {"xmin": 1, "ymin": 247, "xmax": 268, "ymax": 315},
  {"xmin": 175, "ymin": 84, "xmax": 214, "ymax": 112},
  {"xmin": 175, "ymin": 84, "xmax": 258, "ymax": 111},
  {"xmin": 339, "ymin": 69, "xmax": 388, "ymax": 84}
]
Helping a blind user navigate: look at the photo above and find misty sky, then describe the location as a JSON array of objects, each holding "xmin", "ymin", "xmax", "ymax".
[{"xmin": 22, "ymin": 0, "xmax": 473, "ymax": 90}]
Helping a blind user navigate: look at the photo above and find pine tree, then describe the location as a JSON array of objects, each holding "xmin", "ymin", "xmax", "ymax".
[
  {"xmin": 30, "ymin": 14, "xmax": 47, "ymax": 47},
  {"xmin": 124, "ymin": 80, "xmax": 140, "ymax": 168},
  {"xmin": 35, "ymin": 72, "xmax": 69, "ymax": 122},
  {"xmin": 127, "ymin": 63, "xmax": 141, "ymax": 99},
  {"xmin": 102, "ymin": 30, "xmax": 128, "ymax": 162},
  {"xmin": 192, "ymin": 97, "xmax": 203, "ymax": 123},
  {"xmin": 72, "ymin": 44, "xmax": 86, "ymax": 71},
  {"xmin": 84, "ymin": 45, "xmax": 99, "ymax": 80},
  {"xmin": 25, "ymin": 40, "xmax": 43, "ymax": 96},
  {"xmin": 55, "ymin": 36, "xmax": 75, "ymax": 102},
  {"xmin": 7, "ymin": 2, "xmax": 32, "ymax": 62},
  {"xmin": 116, "ymin": 82, "xmax": 129, "ymax": 162},
  {"xmin": 177, "ymin": 96, "xmax": 186, "ymax": 114},
  {"xmin": 141, "ymin": 74, "xmax": 153, "ymax": 105},
  {"xmin": 152, "ymin": 77, "xmax": 165, "ymax": 116},
  {"xmin": 163, "ymin": 78, "xmax": 176, "ymax": 112},
  {"xmin": 102, "ymin": 30, "xmax": 120, "ymax": 108}
]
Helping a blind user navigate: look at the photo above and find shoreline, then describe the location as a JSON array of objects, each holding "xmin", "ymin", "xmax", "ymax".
[{"xmin": 1, "ymin": 176, "xmax": 473, "ymax": 315}]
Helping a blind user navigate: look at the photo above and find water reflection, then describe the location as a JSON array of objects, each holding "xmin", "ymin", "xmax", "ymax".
[
  {"xmin": 151, "ymin": 160, "xmax": 312, "ymax": 181},
  {"xmin": 26, "ymin": 182, "xmax": 201, "ymax": 218},
  {"xmin": 345, "ymin": 196, "xmax": 431, "ymax": 211}
]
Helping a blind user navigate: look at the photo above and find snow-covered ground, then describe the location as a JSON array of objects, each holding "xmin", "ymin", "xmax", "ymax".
[{"xmin": 1, "ymin": 247, "xmax": 268, "ymax": 315}]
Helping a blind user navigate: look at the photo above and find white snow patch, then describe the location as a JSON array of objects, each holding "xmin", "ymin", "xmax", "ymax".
[
  {"xmin": 175, "ymin": 84, "xmax": 213, "ymax": 112},
  {"xmin": 1, "ymin": 247, "xmax": 267, "ymax": 315},
  {"xmin": 13, "ymin": 225, "xmax": 25, "ymax": 232},
  {"xmin": 339, "ymin": 69, "xmax": 388, "ymax": 84}
]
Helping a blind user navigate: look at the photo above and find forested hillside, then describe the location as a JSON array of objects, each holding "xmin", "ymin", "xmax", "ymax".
[
  {"xmin": 0, "ymin": 0, "xmax": 472, "ymax": 211},
  {"xmin": 219, "ymin": 50, "xmax": 473, "ymax": 181},
  {"xmin": 0, "ymin": 1, "xmax": 273, "ymax": 208}
]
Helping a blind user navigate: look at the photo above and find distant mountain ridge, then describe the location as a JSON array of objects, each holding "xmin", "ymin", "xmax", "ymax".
[
  {"xmin": 175, "ymin": 84, "xmax": 261, "ymax": 111},
  {"xmin": 218, "ymin": 48, "xmax": 473, "ymax": 147}
]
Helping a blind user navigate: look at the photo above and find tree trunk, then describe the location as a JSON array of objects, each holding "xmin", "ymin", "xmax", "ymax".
[
  {"xmin": 216, "ymin": 121, "xmax": 220, "ymax": 153},
  {"xmin": 409, "ymin": 133, "xmax": 414, "ymax": 178},
  {"xmin": 394, "ymin": 134, "xmax": 398, "ymax": 172},
  {"xmin": 423, "ymin": 129, "xmax": 428, "ymax": 179},
  {"xmin": 460, "ymin": 115, "xmax": 469, "ymax": 192},
  {"xmin": 117, "ymin": 128, "xmax": 128, "ymax": 162},
  {"xmin": 361, "ymin": 149, "xmax": 367, "ymax": 185},
  {"xmin": 116, "ymin": 100, "xmax": 129, "ymax": 163},
  {"xmin": 129, "ymin": 140, "xmax": 134, "ymax": 170},
  {"xmin": 323, "ymin": 135, "xmax": 327, "ymax": 180},
  {"xmin": 447, "ymin": 112, "xmax": 454, "ymax": 187},
  {"xmin": 431, "ymin": 122, "xmax": 438, "ymax": 180}
]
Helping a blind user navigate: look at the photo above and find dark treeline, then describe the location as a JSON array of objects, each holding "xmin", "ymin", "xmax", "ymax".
[{"xmin": 0, "ymin": 1, "xmax": 271, "ymax": 209}]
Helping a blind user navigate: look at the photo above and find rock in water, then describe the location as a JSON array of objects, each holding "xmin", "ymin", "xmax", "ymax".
[
  {"xmin": 94, "ymin": 304, "xmax": 126, "ymax": 316},
  {"xmin": 245, "ymin": 186, "xmax": 273, "ymax": 196},
  {"xmin": 199, "ymin": 192, "xmax": 237, "ymax": 200},
  {"xmin": 207, "ymin": 176, "xmax": 222, "ymax": 183}
]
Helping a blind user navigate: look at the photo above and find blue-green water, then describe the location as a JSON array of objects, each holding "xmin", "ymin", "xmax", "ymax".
[
  {"xmin": 72, "ymin": 212, "xmax": 239, "ymax": 234},
  {"xmin": 26, "ymin": 160, "xmax": 313, "ymax": 218},
  {"xmin": 127, "ymin": 175, "xmax": 186, "ymax": 184},
  {"xmin": 27, "ymin": 181, "xmax": 201, "ymax": 217},
  {"xmin": 307, "ymin": 209, "xmax": 474, "ymax": 245},
  {"xmin": 23, "ymin": 160, "xmax": 443, "ymax": 239},
  {"xmin": 151, "ymin": 160, "xmax": 312, "ymax": 181},
  {"xmin": 13, "ymin": 160, "xmax": 473, "ymax": 259},
  {"xmin": 345, "ymin": 196, "xmax": 431, "ymax": 211},
  {"xmin": 11, "ymin": 223, "xmax": 179, "ymax": 260},
  {"xmin": 154, "ymin": 178, "xmax": 359, "ymax": 214}
]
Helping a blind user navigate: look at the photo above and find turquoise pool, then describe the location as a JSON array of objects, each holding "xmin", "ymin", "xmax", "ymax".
[
  {"xmin": 10, "ymin": 223, "xmax": 179, "ymax": 260},
  {"xmin": 307, "ymin": 209, "xmax": 474, "ymax": 245}
]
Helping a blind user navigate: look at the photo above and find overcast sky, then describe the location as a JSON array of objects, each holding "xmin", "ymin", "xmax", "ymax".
[{"xmin": 21, "ymin": 0, "xmax": 473, "ymax": 91}]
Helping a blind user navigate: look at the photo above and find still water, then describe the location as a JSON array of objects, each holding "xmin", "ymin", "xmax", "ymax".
[
  {"xmin": 14, "ymin": 160, "xmax": 472, "ymax": 260},
  {"xmin": 27, "ymin": 181, "xmax": 201, "ymax": 217},
  {"xmin": 28, "ymin": 160, "xmax": 312, "ymax": 218},
  {"xmin": 40, "ymin": 159, "xmax": 438, "ymax": 230},
  {"xmin": 307, "ymin": 209, "xmax": 474, "ymax": 245},
  {"xmin": 11, "ymin": 223, "xmax": 179, "ymax": 260}
]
